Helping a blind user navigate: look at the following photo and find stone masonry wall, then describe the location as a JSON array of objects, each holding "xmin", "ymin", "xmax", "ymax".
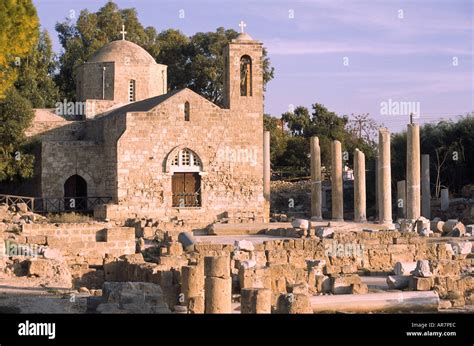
[{"xmin": 100, "ymin": 88, "xmax": 265, "ymax": 223}]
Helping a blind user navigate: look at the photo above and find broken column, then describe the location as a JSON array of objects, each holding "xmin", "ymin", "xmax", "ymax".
[
  {"xmin": 397, "ymin": 180, "xmax": 406, "ymax": 219},
  {"xmin": 407, "ymin": 123, "xmax": 421, "ymax": 220},
  {"xmin": 263, "ymin": 131, "xmax": 271, "ymax": 222},
  {"xmin": 421, "ymin": 154, "xmax": 431, "ymax": 219},
  {"xmin": 240, "ymin": 288, "xmax": 271, "ymax": 314},
  {"xmin": 310, "ymin": 136, "xmax": 323, "ymax": 221},
  {"xmin": 378, "ymin": 128, "xmax": 393, "ymax": 227},
  {"xmin": 204, "ymin": 256, "xmax": 231, "ymax": 313},
  {"xmin": 181, "ymin": 265, "xmax": 204, "ymax": 313},
  {"xmin": 354, "ymin": 148, "xmax": 366, "ymax": 222},
  {"xmin": 331, "ymin": 140, "xmax": 343, "ymax": 221}
]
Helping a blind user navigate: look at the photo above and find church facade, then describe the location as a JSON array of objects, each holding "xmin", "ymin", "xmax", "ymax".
[{"xmin": 25, "ymin": 32, "xmax": 267, "ymax": 224}]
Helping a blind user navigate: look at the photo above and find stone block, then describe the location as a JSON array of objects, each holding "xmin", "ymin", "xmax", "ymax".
[
  {"xmin": 409, "ymin": 276, "xmax": 434, "ymax": 291},
  {"xmin": 331, "ymin": 274, "xmax": 362, "ymax": 294}
]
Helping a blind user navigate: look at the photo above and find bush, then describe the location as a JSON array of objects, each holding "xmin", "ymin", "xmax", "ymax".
[{"xmin": 46, "ymin": 212, "xmax": 93, "ymax": 223}]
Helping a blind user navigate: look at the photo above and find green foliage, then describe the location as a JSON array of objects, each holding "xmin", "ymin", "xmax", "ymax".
[
  {"xmin": 14, "ymin": 30, "xmax": 60, "ymax": 108},
  {"xmin": 391, "ymin": 114, "xmax": 474, "ymax": 196},
  {"xmin": 264, "ymin": 114, "xmax": 287, "ymax": 164},
  {"xmin": 273, "ymin": 104, "xmax": 378, "ymax": 177},
  {"xmin": 0, "ymin": 88, "xmax": 35, "ymax": 181},
  {"xmin": 0, "ymin": 0, "xmax": 39, "ymax": 99},
  {"xmin": 54, "ymin": 1, "xmax": 275, "ymax": 105}
]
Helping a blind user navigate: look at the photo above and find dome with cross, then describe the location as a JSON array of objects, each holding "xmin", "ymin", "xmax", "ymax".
[{"xmin": 88, "ymin": 39, "xmax": 157, "ymax": 66}]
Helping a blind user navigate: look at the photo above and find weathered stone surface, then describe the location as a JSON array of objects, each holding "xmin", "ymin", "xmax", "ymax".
[
  {"xmin": 234, "ymin": 240, "xmax": 254, "ymax": 252},
  {"xmin": 409, "ymin": 276, "xmax": 434, "ymax": 291},
  {"xmin": 350, "ymin": 282, "xmax": 369, "ymax": 294},
  {"xmin": 412, "ymin": 260, "xmax": 432, "ymax": 277},
  {"xmin": 241, "ymin": 288, "xmax": 271, "ymax": 314},
  {"xmin": 205, "ymin": 277, "xmax": 231, "ymax": 313},
  {"xmin": 204, "ymin": 256, "xmax": 230, "ymax": 278},
  {"xmin": 331, "ymin": 275, "xmax": 362, "ymax": 294},
  {"xmin": 97, "ymin": 282, "xmax": 171, "ymax": 313},
  {"xmin": 316, "ymin": 227, "xmax": 334, "ymax": 238},
  {"xmin": 387, "ymin": 275, "xmax": 410, "ymax": 289},
  {"xmin": 276, "ymin": 293, "xmax": 312, "ymax": 314},
  {"xmin": 394, "ymin": 261, "xmax": 417, "ymax": 276},
  {"xmin": 291, "ymin": 219, "xmax": 309, "ymax": 230}
]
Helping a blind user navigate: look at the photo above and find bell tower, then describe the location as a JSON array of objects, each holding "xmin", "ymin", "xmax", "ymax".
[{"xmin": 223, "ymin": 23, "xmax": 263, "ymax": 112}]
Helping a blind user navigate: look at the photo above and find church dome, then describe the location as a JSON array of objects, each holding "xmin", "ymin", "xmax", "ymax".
[
  {"xmin": 235, "ymin": 33, "xmax": 253, "ymax": 41},
  {"xmin": 88, "ymin": 40, "xmax": 156, "ymax": 65}
]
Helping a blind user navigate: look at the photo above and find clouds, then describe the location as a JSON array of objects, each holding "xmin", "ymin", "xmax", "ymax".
[{"xmin": 265, "ymin": 38, "xmax": 472, "ymax": 56}]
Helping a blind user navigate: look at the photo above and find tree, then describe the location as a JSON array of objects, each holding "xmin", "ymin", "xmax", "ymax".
[
  {"xmin": 263, "ymin": 114, "xmax": 287, "ymax": 165},
  {"xmin": 55, "ymin": 1, "xmax": 155, "ymax": 100},
  {"xmin": 54, "ymin": 1, "xmax": 275, "ymax": 105},
  {"xmin": 14, "ymin": 30, "xmax": 60, "ymax": 108},
  {"xmin": 281, "ymin": 106, "xmax": 310, "ymax": 136},
  {"xmin": 0, "ymin": 0, "xmax": 39, "ymax": 99},
  {"xmin": 347, "ymin": 113, "xmax": 380, "ymax": 145},
  {"xmin": 0, "ymin": 88, "xmax": 35, "ymax": 181}
]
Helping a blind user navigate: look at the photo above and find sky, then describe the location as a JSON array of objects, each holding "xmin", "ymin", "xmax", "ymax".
[{"xmin": 33, "ymin": 0, "xmax": 473, "ymax": 133}]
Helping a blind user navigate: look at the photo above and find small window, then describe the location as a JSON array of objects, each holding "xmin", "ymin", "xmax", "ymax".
[
  {"xmin": 128, "ymin": 80, "xmax": 136, "ymax": 102},
  {"xmin": 184, "ymin": 101, "xmax": 190, "ymax": 121},
  {"xmin": 240, "ymin": 55, "xmax": 252, "ymax": 96}
]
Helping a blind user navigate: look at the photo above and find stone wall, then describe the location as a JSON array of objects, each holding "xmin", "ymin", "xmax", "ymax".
[
  {"xmin": 11, "ymin": 223, "xmax": 135, "ymax": 288},
  {"xmin": 98, "ymin": 88, "xmax": 264, "ymax": 223}
]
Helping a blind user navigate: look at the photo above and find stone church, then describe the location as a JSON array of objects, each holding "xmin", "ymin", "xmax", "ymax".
[{"xmin": 22, "ymin": 30, "xmax": 267, "ymax": 224}]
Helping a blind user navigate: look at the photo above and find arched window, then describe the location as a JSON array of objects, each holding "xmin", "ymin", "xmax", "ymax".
[
  {"xmin": 170, "ymin": 148, "xmax": 201, "ymax": 172},
  {"xmin": 240, "ymin": 55, "xmax": 252, "ymax": 96},
  {"xmin": 128, "ymin": 79, "xmax": 136, "ymax": 102},
  {"xmin": 184, "ymin": 101, "xmax": 190, "ymax": 121},
  {"xmin": 170, "ymin": 148, "xmax": 202, "ymax": 207}
]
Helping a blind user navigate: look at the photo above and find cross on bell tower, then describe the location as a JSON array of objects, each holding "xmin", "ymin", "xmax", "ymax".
[
  {"xmin": 238, "ymin": 20, "xmax": 247, "ymax": 34},
  {"xmin": 120, "ymin": 24, "xmax": 127, "ymax": 40}
]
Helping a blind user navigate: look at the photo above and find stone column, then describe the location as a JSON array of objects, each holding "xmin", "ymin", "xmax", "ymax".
[
  {"xmin": 354, "ymin": 149, "xmax": 366, "ymax": 222},
  {"xmin": 440, "ymin": 188, "xmax": 449, "ymax": 211},
  {"xmin": 421, "ymin": 154, "xmax": 431, "ymax": 219},
  {"xmin": 204, "ymin": 256, "xmax": 231, "ymax": 313},
  {"xmin": 375, "ymin": 155, "xmax": 379, "ymax": 221},
  {"xmin": 378, "ymin": 128, "xmax": 393, "ymax": 227},
  {"xmin": 397, "ymin": 180, "xmax": 406, "ymax": 219},
  {"xmin": 241, "ymin": 288, "xmax": 271, "ymax": 314},
  {"xmin": 407, "ymin": 124, "xmax": 420, "ymax": 220},
  {"xmin": 263, "ymin": 131, "xmax": 271, "ymax": 222},
  {"xmin": 331, "ymin": 140, "xmax": 343, "ymax": 221},
  {"xmin": 310, "ymin": 136, "xmax": 323, "ymax": 221},
  {"xmin": 181, "ymin": 265, "xmax": 204, "ymax": 313}
]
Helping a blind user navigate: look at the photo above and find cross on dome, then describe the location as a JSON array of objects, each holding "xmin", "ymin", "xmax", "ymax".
[
  {"xmin": 120, "ymin": 24, "xmax": 127, "ymax": 40},
  {"xmin": 238, "ymin": 20, "xmax": 247, "ymax": 34}
]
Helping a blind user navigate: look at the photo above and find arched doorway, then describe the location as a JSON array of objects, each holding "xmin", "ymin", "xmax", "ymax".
[{"xmin": 64, "ymin": 175, "xmax": 87, "ymax": 211}]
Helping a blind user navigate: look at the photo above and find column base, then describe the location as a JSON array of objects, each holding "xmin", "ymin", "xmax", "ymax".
[
  {"xmin": 332, "ymin": 218, "xmax": 344, "ymax": 222},
  {"xmin": 310, "ymin": 216, "xmax": 323, "ymax": 221},
  {"xmin": 379, "ymin": 221, "xmax": 396, "ymax": 230}
]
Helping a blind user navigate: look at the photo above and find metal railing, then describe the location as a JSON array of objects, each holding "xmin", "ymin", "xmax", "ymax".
[
  {"xmin": 172, "ymin": 192, "xmax": 201, "ymax": 208},
  {"xmin": 0, "ymin": 194, "xmax": 112, "ymax": 213}
]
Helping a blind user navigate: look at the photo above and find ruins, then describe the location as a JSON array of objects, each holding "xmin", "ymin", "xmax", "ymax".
[{"xmin": 0, "ymin": 30, "xmax": 472, "ymax": 315}]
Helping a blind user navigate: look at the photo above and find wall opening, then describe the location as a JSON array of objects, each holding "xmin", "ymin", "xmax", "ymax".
[
  {"xmin": 64, "ymin": 175, "xmax": 87, "ymax": 211},
  {"xmin": 170, "ymin": 148, "xmax": 202, "ymax": 207},
  {"xmin": 184, "ymin": 101, "xmax": 190, "ymax": 121},
  {"xmin": 240, "ymin": 55, "xmax": 252, "ymax": 96},
  {"xmin": 128, "ymin": 79, "xmax": 136, "ymax": 102}
]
